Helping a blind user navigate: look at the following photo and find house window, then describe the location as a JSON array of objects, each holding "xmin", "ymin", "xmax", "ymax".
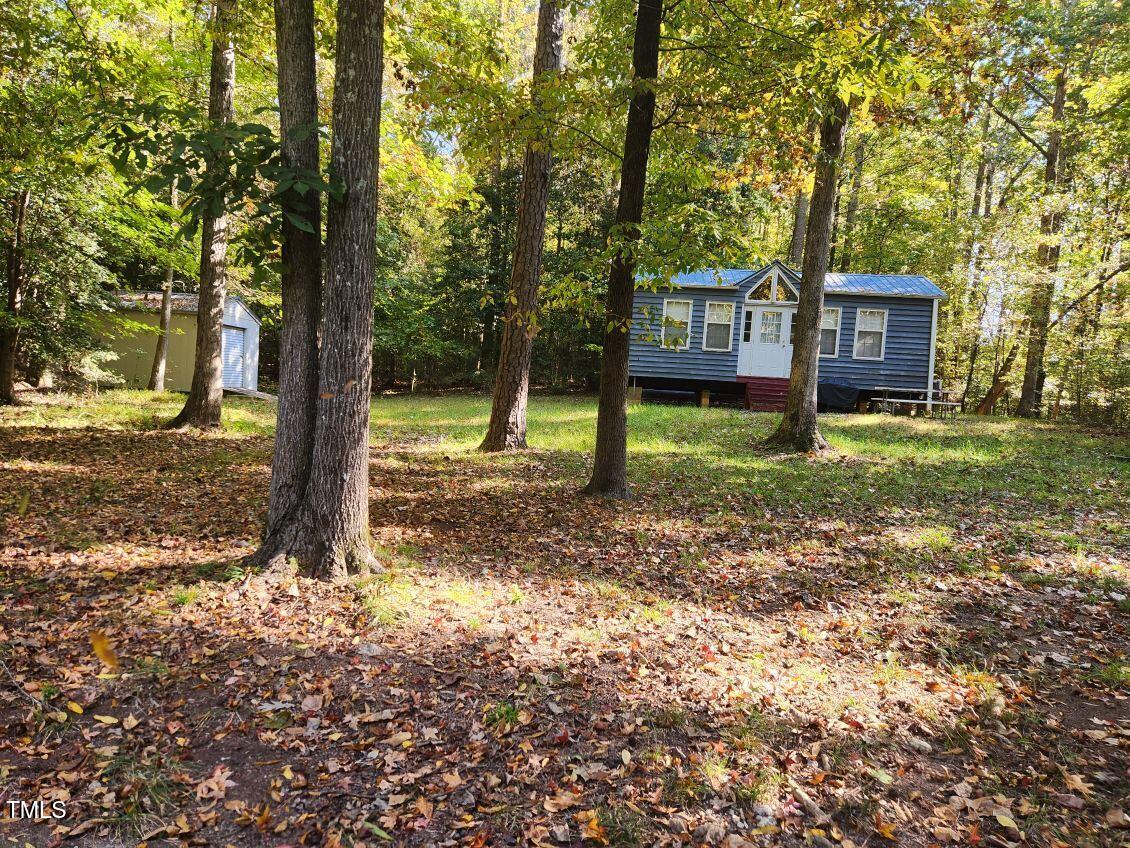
[
  {"xmin": 759, "ymin": 310, "xmax": 782, "ymax": 344},
  {"xmin": 662, "ymin": 299, "xmax": 692, "ymax": 350},
  {"xmin": 748, "ymin": 277, "xmax": 773, "ymax": 301},
  {"xmin": 774, "ymin": 279, "xmax": 798, "ymax": 303},
  {"xmin": 703, "ymin": 301, "xmax": 734, "ymax": 352},
  {"xmin": 742, "ymin": 309, "xmax": 753, "ymax": 343},
  {"xmin": 820, "ymin": 308, "xmax": 841, "ymax": 357},
  {"xmin": 853, "ymin": 308, "xmax": 887, "ymax": 360}
]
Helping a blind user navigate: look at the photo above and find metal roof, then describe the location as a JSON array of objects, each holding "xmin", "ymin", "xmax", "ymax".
[
  {"xmin": 824, "ymin": 272, "xmax": 945, "ymax": 299},
  {"xmin": 659, "ymin": 269, "xmax": 758, "ymax": 288},
  {"xmin": 115, "ymin": 291, "xmax": 262, "ymax": 324},
  {"xmin": 648, "ymin": 263, "xmax": 945, "ymax": 299}
]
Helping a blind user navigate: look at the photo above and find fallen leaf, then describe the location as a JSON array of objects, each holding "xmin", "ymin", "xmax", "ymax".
[
  {"xmin": 544, "ymin": 790, "xmax": 581, "ymax": 812},
  {"xmin": 90, "ymin": 630, "xmax": 120, "ymax": 670}
]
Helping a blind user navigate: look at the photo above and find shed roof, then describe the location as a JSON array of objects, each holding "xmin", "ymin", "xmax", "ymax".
[
  {"xmin": 651, "ymin": 263, "xmax": 946, "ymax": 299},
  {"xmin": 114, "ymin": 291, "xmax": 262, "ymax": 324}
]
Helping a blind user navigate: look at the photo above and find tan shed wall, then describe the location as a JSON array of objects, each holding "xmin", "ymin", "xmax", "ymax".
[{"xmin": 98, "ymin": 311, "xmax": 198, "ymax": 392}]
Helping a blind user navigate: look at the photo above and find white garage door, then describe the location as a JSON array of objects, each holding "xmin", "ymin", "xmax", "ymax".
[{"xmin": 221, "ymin": 326, "xmax": 245, "ymax": 388}]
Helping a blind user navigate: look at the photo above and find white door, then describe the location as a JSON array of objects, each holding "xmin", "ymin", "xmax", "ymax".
[
  {"xmin": 738, "ymin": 305, "xmax": 796, "ymax": 378},
  {"xmin": 221, "ymin": 326, "xmax": 246, "ymax": 388}
]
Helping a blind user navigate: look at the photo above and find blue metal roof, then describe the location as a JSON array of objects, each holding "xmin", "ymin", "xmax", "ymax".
[
  {"xmin": 662, "ymin": 269, "xmax": 758, "ymax": 287},
  {"xmin": 824, "ymin": 272, "xmax": 945, "ymax": 299},
  {"xmin": 646, "ymin": 263, "xmax": 945, "ymax": 299}
]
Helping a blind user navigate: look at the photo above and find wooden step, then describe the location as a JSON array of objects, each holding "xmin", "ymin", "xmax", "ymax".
[{"xmin": 742, "ymin": 376, "xmax": 790, "ymax": 412}]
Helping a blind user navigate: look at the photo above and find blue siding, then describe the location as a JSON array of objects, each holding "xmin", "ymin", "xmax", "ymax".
[
  {"xmin": 817, "ymin": 295, "xmax": 933, "ymax": 390},
  {"xmin": 629, "ymin": 289, "xmax": 742, "ymax": 381},
  {"xmin": 628, "ymin": 263, "xmax": 938, "ymax": 391}
]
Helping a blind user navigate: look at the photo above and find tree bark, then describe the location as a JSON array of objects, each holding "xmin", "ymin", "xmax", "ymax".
[
  {"xmin": 583, "ymin": 0, "xmax": 662, "ymax": 499},
  {"xmin": 0, "ymin": 189, "xmax": 31, "ymax": 405},
  {"xmin": 168, "ymin": 0, "xmax": 236, "ymax": 429},
  {"xmin": 1017, "ymin": 67, "xmax": 1066, "ymax": 418},
  {"xmin": 788, "ymin": 190, "xmax": 808, "ymax": 267},
  {"xmin": 261, "ymin": 0, "xmax": 384, "ymax": 581},
  {"xmin": 480, "ymin": 0, "xmax": 565, "ymax": 452},
  {"xmin": 766, "ymin": 95, "xmax": 850, "ymax": 452},
  {"xmin": 149, "ymin": 180, "xmax": 178, "ymax": 392},
  {"xmin": 837, "ymin": 139, "xmax": 865, "ymax": 273},
  {"xmin": 974, "ymin": 341, "xmax": 1019, "ymax": 415},
  {"xmin": 259, "ymin": 0, "xmax": 323, "ymax": 550}
]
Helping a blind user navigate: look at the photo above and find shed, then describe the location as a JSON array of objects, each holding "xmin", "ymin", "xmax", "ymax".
[
  {"xmin": 100, "ymin": 291, "xmax": 261, "ymax": 392},
  {"xmin": 629, "ymin": 261, "xmax": 945, "ymax": 410}
]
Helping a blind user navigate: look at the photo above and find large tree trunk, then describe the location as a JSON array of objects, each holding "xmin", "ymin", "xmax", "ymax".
[
  {"xmin": 837, "ymin": 139, "xmax": 865, "ymax": 272},
  {"xmin": 260, "ymin": 0, "xmax": 323, "ymax": 549},
  {"xmin": 480, "ymin": 0, "xmax": 565, "ymax": 452},
  {"xmin": 149, "ymin": 180, "xmax": 178, "ymax": 392},
  {"xmin": 261, "ymin": 0, "xmax": 384, "ymax": 580},
  {"xmin": 767, "ymin": 96, "xmax": 850, "ymax": 452},
  {"xmin": 1017, "ymin": 67, "xmax": 1066, "ymax": 418},
  {"xmin": 0, "ymin": 189, "xmax": 31, "ymax": 405},
  {"xmin": 583, "ymin": 0, "xmax": 663, "ymax": 499},
  {"xmin": 168, "ymin": 0, "xmax": 236, "ymax": 429},
  {"xmin": 788, "ymin": 190, "xmax": 808, "ymax": 267}
]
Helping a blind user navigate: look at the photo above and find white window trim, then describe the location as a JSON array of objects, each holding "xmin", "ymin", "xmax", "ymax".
[
  {"xmin": 853, "ymin": 308, "xmax": 888, "ymax": 361},
  {"xmin": 661, "ymin": 298, "xmax": 693, "ymax": 351},
  {"xmin": 741, "ymin": 306, "xmax": 754, "ymax": 344},
  {"xmin": 702, "ymin": 300, "xmax": 735, "ymax": 352},
  {"xmin": 747, "ymin": 267, "xmax": 800, "ymax": 304},
  {"xmin": 819, "ymin": 307, "xmax": 841, "ymax": 359}
]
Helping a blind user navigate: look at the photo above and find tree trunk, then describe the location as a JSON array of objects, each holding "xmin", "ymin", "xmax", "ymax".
[
  {"xmin": 767, "ymin": 96, "xmax": 850, "ymax": 452},
  {"xmin": 480, "ymin": 0, "xmax": 565, "ymax": 452},
  {"xmin": 0, "ymin": 190, "xmax": 31, "ymax": 405},
  {"xmin": 259, "ymin": 0, "xmax": 384, "ymax": 581},
  {"xmin": 149, "ymin": 180, "xmax": 178, "ymax": 392},
  {"xmin": 168, "ymin": 0, "xmax": 236, "ymax": 429},
  {"xmin": 788, "ymin": 190, "xmax": 808, "ymax": 267},
  {"xmin": 1017, "ymin": 67, "xmax": 1066, "ymax": 418},
  {"xmin": 583, "ymin": 0, "xmax": 662, "ymax": 498},
  {"xmin": 259, "ymin": 0, "xmax": 323, "ymax": 550},
  {"xmin": 837, "ymin": 139, "xmax": 865, "ymax": 273},
  {"xmin": 974, "ymin": 341, "xmax": 1019, "ymax": 415}
]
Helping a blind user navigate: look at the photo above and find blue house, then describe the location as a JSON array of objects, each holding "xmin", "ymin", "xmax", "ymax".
[{"xmin": 628, "ymin": 260, "xmax": 946, "ymax": 410}]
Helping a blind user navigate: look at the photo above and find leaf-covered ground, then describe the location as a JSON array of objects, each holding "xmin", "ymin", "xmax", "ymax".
[{"xmin": 1, "ymin": 391, "xmax": 1127, "ymax": 848}]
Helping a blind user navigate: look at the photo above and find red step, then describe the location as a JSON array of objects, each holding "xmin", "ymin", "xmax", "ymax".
[{"xmin": 739, "ymin": 376, "xmax": 790, "ymax": 412}]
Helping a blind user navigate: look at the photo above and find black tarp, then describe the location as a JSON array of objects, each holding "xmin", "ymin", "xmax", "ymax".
[{"xmin": 817, "ymin": 382, "xmax": 860, "ymax": 412}]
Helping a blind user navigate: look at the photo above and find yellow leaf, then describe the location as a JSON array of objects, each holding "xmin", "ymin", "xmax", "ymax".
[
  {"xmin": 874, "ymin": 814, "xmax": 897, "ymax": 841},
  {"xmin": 93, "ymin": 714, "xmax": 118, "ymax": 724},
  {"xmin": 90, "ymin": 631, "xmax": 120, "ymax": 670},
  {"xmin": 66, "ymin": 701, "xmax": 84, "ymax": 714},
  {"xmin": 580, "ymin": 814, "xmax": 608, "ymax": 845},
  {"xmin": 995, "ymin": 812, "xmax": 1019, "ymax": 831},
  {"xmin": 122, "ymin": 714, "xmax": 140, "ymax": 730}
]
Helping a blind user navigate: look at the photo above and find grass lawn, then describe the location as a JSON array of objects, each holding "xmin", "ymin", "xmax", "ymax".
[{"xmin": 1, "ymin": 390, "xmax": 1127, "ymax": 848}]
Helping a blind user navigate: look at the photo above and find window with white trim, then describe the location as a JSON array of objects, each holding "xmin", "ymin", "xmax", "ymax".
[
  {"xmin": 662, "ymin": 299, "xmax": 692, "ymax": 350},
  {"xmin": 742, "ymin": 308, "xmax": 754, "ymax": 343},
  {"xmin": 759, "ymin": 310, "xmax": 783, "ymax": 344},
  {"xmin": 820, "ymin": 308, "xmax": 841, "ymax": 357},
  {"xmin": 774, "ymin": 279, "xmax": 798, "ymax": 303},
  {"xmin": 853, "ymin": 308, "xmax": 887, "ymax": 360},
  {"xmin": 703, "ymin": 301, "xmax": 734, "ymax": 352}
]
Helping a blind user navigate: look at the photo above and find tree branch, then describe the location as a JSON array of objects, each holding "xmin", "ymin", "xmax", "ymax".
[
  {"xmin": 991, "ymin": 105, "xmax": 1047, "ymax": 158},
  {"xmin": 1048, "ymin": 260, "xmax": 1130, "ymax": 330}
]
